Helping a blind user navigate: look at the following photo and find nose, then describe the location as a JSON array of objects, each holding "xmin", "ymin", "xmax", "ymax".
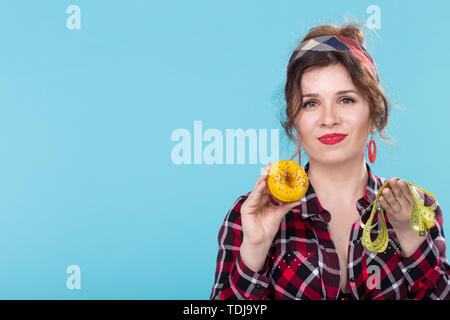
[{"xmin": 320, "ymin": 103, "xmax": 340, "ymax": 127}]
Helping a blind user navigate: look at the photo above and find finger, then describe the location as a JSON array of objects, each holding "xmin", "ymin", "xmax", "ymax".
[
  {"xmin": 255, "ymin": 162, "xmax": 271, "ymax": 185},
  {"xmin": 249, "ymin": 178, "xmax": 268, "ymax": 202},
  {"xmin": 385, "ymin": 187, "xmax": 401, "ymax": 212},
  {"xmin": 254, "ymin": 162, "xmax": 271, "ymax": 188},
  {"xmin": 273, "ymin": 200, "xmax": 302, "ymax": 220},
  {"xmin": 268, "ymin": 194, "xmax": 282, "ymax": 207},
  {"xmin": 397, "ymin": 179, "xmax": 413, "ymax": 206},
  {"xmin": 379, "ymin": 195, "xmax": 393, "ymax": 213},
  {"xmin": 273, "ymin": 197, "xmax": 301, "ymax": 210},
  {"xmin": 381, "ymin": 185, "xmax": 398, "ymax": 211},
  {"xmin": 389, "ymin": 178, "xmax": 411, "ymax": 209},
  {"xmin": 283, "ymin": 199, "xmax": 302, "ymax": 210},
  {"xmin": 381, "ymin": 187, "xmax": 394, "ymax": 211}
]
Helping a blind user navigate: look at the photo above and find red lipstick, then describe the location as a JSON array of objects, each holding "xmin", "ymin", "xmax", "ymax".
[{"xmin": 318, "ymin": 133, "xmax": 348, "ymax": 145}]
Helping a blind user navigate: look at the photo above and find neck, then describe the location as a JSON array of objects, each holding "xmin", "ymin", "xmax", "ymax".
[{"xmin": 306, "ymin": 156, "xmax": 368, "ymax": 206}]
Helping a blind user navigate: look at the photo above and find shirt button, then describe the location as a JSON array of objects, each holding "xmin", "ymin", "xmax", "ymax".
[{"xmin": 352, "ymin": 240, "xmax": 358, "ymax": 245}]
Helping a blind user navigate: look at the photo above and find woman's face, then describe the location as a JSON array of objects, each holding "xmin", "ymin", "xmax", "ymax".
[{"xmin": 295, "ymin": 62, "xmax": 374, "ymax": 166}]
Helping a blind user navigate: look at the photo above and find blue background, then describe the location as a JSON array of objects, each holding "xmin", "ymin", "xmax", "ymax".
[{"xmin": 0, "ymin": 0, "xmax": 448, "ymax": 299}]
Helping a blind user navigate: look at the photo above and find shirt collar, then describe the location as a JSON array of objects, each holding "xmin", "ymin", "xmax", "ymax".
[{"xmin": 293, "ymin": 161, "xmax": 385, "ymax": 221}]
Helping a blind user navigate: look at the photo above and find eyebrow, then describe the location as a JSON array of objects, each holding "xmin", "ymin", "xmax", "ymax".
[{"xmin": 302, "ymin": 90, "xmax": 359, "ymax": 98}]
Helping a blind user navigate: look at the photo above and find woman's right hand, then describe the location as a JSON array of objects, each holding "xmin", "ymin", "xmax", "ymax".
[{"xmin": 240, "ymin": 162, "xmax": 302, "ymax": 249}]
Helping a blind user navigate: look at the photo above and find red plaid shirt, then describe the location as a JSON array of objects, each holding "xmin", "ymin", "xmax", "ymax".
[{"xmin": 210, "ymin": 162, "xmax": 450, "ymax": 300}]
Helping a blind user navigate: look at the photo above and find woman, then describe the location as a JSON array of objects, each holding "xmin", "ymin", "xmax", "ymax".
[{"xmin": 210, "ymin": 23, "xmax": 449, "ymax": 300}]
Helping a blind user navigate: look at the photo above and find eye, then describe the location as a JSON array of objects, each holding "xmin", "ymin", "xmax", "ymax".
[
  {"xmin": 341, "ymin": 97, "xmax": 355, "ymax": 104},
  {"xmin": 302, "ymin": 101, "xmax": 318, "ymax": 108}
]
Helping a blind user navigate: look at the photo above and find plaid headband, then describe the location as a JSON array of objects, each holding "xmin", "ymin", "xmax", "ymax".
[{"xmin": 287, "ymin": 35, "xmax": 379, "ymax": 82}]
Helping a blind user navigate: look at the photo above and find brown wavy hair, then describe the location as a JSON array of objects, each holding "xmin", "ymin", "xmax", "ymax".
[{"xmin": 280, "ymin": 21, "xmax": 394, "ymax": 160}]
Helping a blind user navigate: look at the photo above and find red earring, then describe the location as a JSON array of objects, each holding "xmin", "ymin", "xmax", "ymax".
[
  {"xmin": 368, "ymin": 135, "xmax": 377, "ymax": 163},
  {"xmin": 298, "ymin": 144, "xmax": 301, "ymax": 165}
]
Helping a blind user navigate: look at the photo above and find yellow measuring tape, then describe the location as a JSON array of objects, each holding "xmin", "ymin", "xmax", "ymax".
[{"xmin": 360, "ymin": 180, "xmax": 438, "ymax": 253}]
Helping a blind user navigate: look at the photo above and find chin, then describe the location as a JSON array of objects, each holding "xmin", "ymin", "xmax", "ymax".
[{"xmin": 311, "ymin": 153, "xmax": 354, "ymax": 165}]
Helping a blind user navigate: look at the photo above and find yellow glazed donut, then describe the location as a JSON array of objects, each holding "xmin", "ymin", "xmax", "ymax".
[{"xmin": 268, "ymin": 160, "xmax": 309, "ymax": 203}]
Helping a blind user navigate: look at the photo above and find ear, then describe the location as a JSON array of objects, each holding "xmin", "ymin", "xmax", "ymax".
[{"xmin": 369, "ymin": 120, "xmax": 376, "ymax": 135}]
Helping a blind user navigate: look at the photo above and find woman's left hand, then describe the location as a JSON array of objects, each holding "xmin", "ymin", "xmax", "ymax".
[{"xmin": 379, "ymin": 177, "xmax": 424, "ymax": 231}]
